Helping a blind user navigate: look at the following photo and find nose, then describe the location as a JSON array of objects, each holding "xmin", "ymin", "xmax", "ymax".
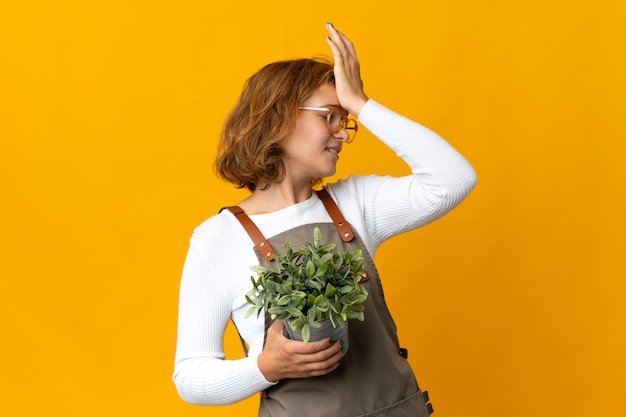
[{"xmin": 334, "ymin": 126, "xmax": 350, "ymax": 142}]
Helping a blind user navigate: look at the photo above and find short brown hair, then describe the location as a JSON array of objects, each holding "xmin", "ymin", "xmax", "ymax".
[{"xmin": 214, "ymin": 58, "xmax": 335, "ymax": 191}]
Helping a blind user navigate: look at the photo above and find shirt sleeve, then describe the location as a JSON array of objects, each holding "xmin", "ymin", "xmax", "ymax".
[
  {"xmin": 332, "ymin": 99, "xmax": 477, "ymax": 250},
  {"xmin": 172, "ymin": 238, "xmax": 274, "ymax": 405}
]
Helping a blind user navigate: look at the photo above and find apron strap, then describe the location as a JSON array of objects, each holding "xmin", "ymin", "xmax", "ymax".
[
  {"xmin": 224, "ymin": 206, "xmax": 276, "ymax": 260},
  {"xmin": 316, "ymin": 188, "xmax": 354, "ymax": 242}
]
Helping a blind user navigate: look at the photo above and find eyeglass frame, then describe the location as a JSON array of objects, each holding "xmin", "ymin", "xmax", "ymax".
[{"xmin": 297, "ymin": 106, "xmax": 358, "ymax": 143}]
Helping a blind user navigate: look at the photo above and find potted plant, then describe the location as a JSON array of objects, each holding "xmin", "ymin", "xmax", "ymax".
[{"xmin": 245, "ymin": 227, "xmax": 368, "ymax": 350}]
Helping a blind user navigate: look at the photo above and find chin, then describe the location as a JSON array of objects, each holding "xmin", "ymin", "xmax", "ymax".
[{"xmin": 321, "ymin": 167, "xmax": 337, "ymax": 178}]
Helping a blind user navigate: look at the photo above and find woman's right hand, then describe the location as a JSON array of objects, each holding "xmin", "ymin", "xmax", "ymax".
[
  {"xmin": 257, "ymin": 320, "xmax": 343, "ymax": 383},
  {"xmin": 325, "ymin": 23, "xmax": 369, "ymax": 118}
]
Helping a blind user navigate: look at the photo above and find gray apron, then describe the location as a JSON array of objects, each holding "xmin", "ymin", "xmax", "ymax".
[{"xmin": 227, "ymin": 189, "xmax": 434, "ymax": 417}]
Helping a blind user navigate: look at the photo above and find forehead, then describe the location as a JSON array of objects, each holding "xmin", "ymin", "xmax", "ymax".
[{"xmin": 304, "ymin": 83, "xmax": 339, "ymax": 106}]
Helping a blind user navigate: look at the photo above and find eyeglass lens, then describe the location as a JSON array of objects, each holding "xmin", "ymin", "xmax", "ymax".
[
  {"xmin": 329, "ymin": 108, "xmax": 355, "ymax": 132},
  {"xmin": 327, "ymin": 108, "xmax": 357, "ymax": 142}
]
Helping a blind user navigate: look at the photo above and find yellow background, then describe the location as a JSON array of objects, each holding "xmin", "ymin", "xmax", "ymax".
[{"xmin": 1, "ymin": 1, "xmax": 624, "ymax": 416}]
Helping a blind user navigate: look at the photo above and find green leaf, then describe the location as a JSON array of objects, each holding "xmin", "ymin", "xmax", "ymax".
[
  {"xmin": 291, "ymin": 290, "xmax": 307, "ymax": 300},
  {"xmin": 302, "ymin": 324, "xmax": 311, "ymax": 343},
  {"xmin": 244, "ymin": 306, "xmax": 257, "ymax": 318},
  {"xmin": 292, "ymin": 266, "xmax": 303, "ymax": 277},
  {"xmin": 335, "ymin": 253, "xmax": 344, "ymax": 269},
  {"xmin": 315, "ymin": 263, "xmax": 329, "ymax": 277},
  {"xmin": 313, "ymin": 227, "xmax": 322, "ymax": 247},
  {"xmin": 324, "ymin": 283, "xmax": 337, "ymax": 297},
  {"xmin": 339, "ymin": 284, "xmax": 355, "ymax": 294},
  {"xmin": 268, "ymin": 306, "xmax": 285, "ymax": 315},
  {"xmin": 314, "ymin": 294, "xmax": 325, "ymax": 307},
  {"xmin": 287, "ymin": 307, "xmax": 303, "ymax": 317},
  {"xmin": 250, "ymin": 265, "xmax": 268, "ymax": 274},
  {"xmin": 319, "ymin": 243, "xmax": 336, "ymax": 253},
  {"xmin": 306, "ymin": 294, "xmax": 316, "ymax": 306},
  {"xmin": 308, "ymin": 279, "xmax": 323, "ymax": 292},
  {"xmin": 309, "ymin": 320, "xmax": 322, "ymax": 329},
  {"xmin": 277, "ymin": 295, "xmax": 291, "ymax": 305},
  {"xmin": 352, "ymin": 294, "xmax": 368, "ymax": 304},
  {"xmin": 307, "ymin": 306, "xmax": 317, "ymax": 321},
  {"xmin": 306, "ymin": 260, "xmax": 315, "ymax": 278}
]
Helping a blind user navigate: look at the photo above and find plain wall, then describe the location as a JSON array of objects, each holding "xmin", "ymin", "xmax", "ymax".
[{"xmin": 1, "ymin": 1, "xmax": 625, "ymax": 416}]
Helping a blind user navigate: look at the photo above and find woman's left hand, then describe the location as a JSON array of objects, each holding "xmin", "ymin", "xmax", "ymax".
[{"xmin": 325, "ymin": 23, "xmax": 369, "ymax": 117}]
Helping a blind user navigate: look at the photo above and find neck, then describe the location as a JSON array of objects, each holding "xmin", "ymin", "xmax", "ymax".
[{"xmin": 238, "ymin": 181, "xmax": 314, "ymax": 215}]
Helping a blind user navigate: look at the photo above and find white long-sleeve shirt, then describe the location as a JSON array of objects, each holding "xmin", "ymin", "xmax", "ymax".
[{"xmin": 172, "ymin": 99, "xmax": 477, "ymax": 405}]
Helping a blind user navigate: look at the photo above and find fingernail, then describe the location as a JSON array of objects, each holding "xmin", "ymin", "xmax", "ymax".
[
  {"xmin": 329, "ymin": 22, "xmax": 335, "ymax": 28},
  {"xmin": 340, "ymin": 339, "xmax": 345, "ymax": 346},
  {"xmin": 329, "ymin": 338, "xmax": 336, "ymax": 345}
]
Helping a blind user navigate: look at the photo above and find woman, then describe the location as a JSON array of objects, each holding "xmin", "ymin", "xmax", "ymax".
[{"xmin": 173, "ymin": 23, "xmax": 477, "ymax": 416}]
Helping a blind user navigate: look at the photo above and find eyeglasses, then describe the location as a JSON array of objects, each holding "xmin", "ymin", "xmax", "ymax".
[{"xmin": 298, "ymin": 106, "xmax": 358, "ymax": 143}]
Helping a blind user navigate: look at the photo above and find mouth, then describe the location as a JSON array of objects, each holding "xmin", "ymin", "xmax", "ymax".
[{"xmin": 325, "ymin": 147, "xmax": 341, "ymax": 154}]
